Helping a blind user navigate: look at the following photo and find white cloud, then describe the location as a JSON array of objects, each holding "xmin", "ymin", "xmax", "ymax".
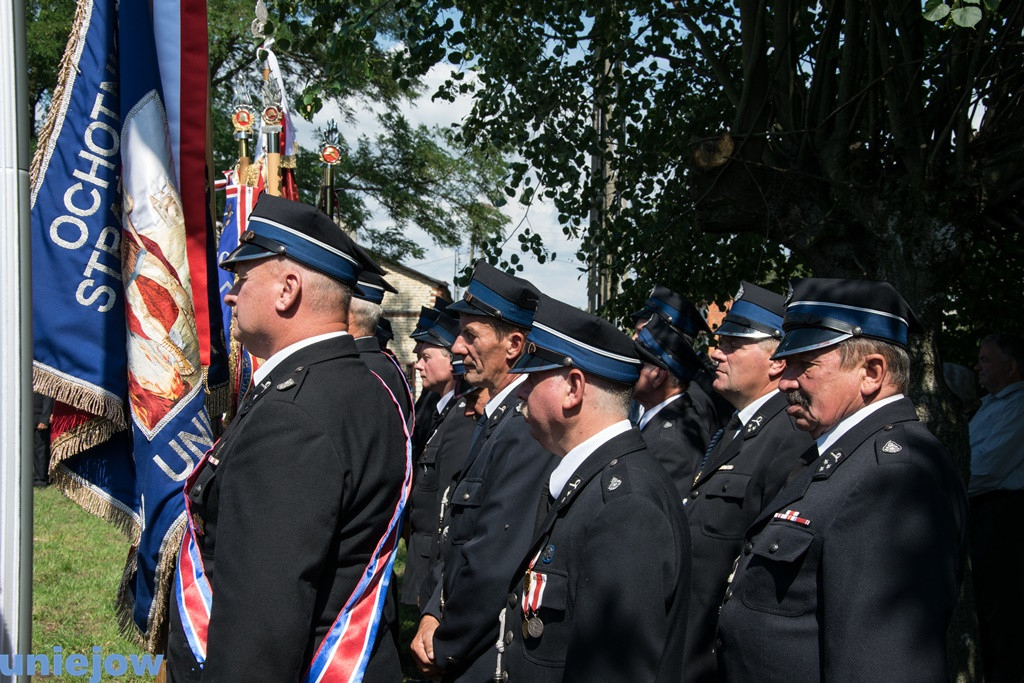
[{"xmin": 293, "ymin": 62, "xmax": 588, "ymax": 309}]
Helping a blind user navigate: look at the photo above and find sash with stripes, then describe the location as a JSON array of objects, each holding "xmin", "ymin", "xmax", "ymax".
[{"xmin": 174, "ymin": 370, "xmax": 412, "ymax": 682}]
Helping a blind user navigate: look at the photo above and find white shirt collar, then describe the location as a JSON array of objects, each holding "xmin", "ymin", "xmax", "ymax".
[
  {"xmin": 550, "ymin": 420, "xmax": 633, "ymax": 498},
  {"xmin": 253, "ymin": 331, "xmax": 349, "ymax": 386},
  {"xmin": 436, "ymin": 388, "xmax": 456, "ymax": 414},
  {"xmin": 638, "ymin": 393, "xmax": 683, "ymax": 430},
  {"xmin": 816, "ymin": 393, "xmax": 905, "ymax": 455},
  {"xmin": 737, "ymin": 389, "xmax": 780, "ymax": 429},
  {"xmin": 485, "ymin": 374, "xmax": 528, "ymax": 418}
]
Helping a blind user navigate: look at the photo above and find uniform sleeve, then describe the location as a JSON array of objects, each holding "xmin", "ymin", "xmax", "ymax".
[
  {"xmin": 431, "ymin": 424, "xmax": 553, "ymax": 671},
  {"xmin": 566, "ymin": 494, "xmax": 686, "ymax": 683},
  {"xmin": 201, "ymin": 402, "xmax": 347, "ymax": 683},
  {"xmin": 819, "ymin": 444, "xmax": 965, "ymax": 681}
]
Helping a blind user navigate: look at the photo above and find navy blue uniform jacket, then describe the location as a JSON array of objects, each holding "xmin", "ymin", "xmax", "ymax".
[
  {"xmin": 402, "ymin": 392, "xmax": 478, "ymax": 607},
  {"xmin": 682, "ymin": 391, "xmax": 814, "ymax": 682},
  {"xmin": 716, "ymin": 397, "xmax": 968, "ymax": 682},
  {"xmin": 501, "ymin": 428, "xmax": 690, "ymax": 682},
  {"xmin": 167, "ymin": 336, "xmax": 407, "ymax": 683},
  {"xmin": 423, "ymin": 387, "xmax": 558, "ymax": 682},
  {"xmin": 640, "ymin": 394, "xmax": 710, "ymax": 500}
]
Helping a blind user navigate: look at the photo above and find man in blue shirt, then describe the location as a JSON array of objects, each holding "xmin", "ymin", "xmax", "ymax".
[{"xmin": 968, "ymin": 332, "xmax": 1024, "ymax": 683}]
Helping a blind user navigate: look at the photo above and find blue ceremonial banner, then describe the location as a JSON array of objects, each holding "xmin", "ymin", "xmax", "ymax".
[{"xmin": 30, "ymin": 0, "xmax": 212, "ymax": 649}]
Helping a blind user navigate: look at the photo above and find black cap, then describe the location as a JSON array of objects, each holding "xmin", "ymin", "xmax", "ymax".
[
  {"xmin": 511, "ymin": 295, "xmax": 642, "ymax": 384},
  {"xmin": 630, "ymin": 284, "xmax": 711, "ymax": 338},
  {"xmin": 375, "ymin": 317, "xmax": 394, "ymax": 348},
  {"xmin": 635, "ymin": 314, "xmax": 704, "ymax": 382},
  {"xmin": 412, "ymin": 310, "xmax": 460, "ymax": 349},
  {"xmin": 716, "ymin": 282, "xmax": 785, "ymax": 339},
  {"xmin": 354, "ymin": 270, "xmax": 398, "ymax": 304},
  {"xmin": 773, "ymin": 278, "xmax": 922, "ymax": 359},
  {"xmin": 220, "ymin": 195, "xmax": 377, "ymax": 286},
  {"xmin": 447, "ymin": 261, "xmax": 540, "ymax": 329}
]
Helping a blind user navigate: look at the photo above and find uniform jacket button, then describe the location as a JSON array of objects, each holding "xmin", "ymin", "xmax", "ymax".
[
  {"xmin": 508, "ymin": 593, "xmax": 517, "ymax": 607},
  {"xmin": 690, "ymin": 490, "xmax": 699, "ymax": 499},
  {"xmin": 769, "ymin": 541, "xmax": 780, "ymax": 553},
  {"xmin": 743, "ymin": 542, "xmax": 753, "ymax": 555},
  {"xmin": 463, "ymin": 492, "xmax": 471, "ymax": 500},
  {"xmin": 505, "ymin": 630, "xmax": 514, "ymax": 645}
]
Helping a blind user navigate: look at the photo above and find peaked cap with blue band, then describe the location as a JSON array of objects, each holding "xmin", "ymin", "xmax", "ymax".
[
  {"xmin": 447, "ymin": 260, "xmax": 540, "ymax": 329},
  {"xmin": 635, "ymin": 314, "xmax": 704, "ymax": 382},
  {"xmin": 716, "ymin": 281, "xmax": 785, "ymax": 340},
  {"xmin": 353, "ymin": 270, "xmax": 398, "ymax": 304},
  {"xmin": 220, "ymin": 195, "xmax": 378, "ymax": 286},
  {"xmin": 412, "ymin": 307, "xmax": 442, "ymax": 337},
  {"xmin": 375, "ymin": 317, "xmax": 394, "ymax": 349},
  {"xmin": 630, "ymin": 284, "xmax": 712, "ymax": 338},
  {"xmin": 511, "ymin": 295, "xmax": 642, "ymax": 384},
  {"xmin": 772, "ymin": 277, "xmax": 922, "ymax": 359},
  {"xmin": 412, "ymin": 310, "xmax": 460, "ymax": 350}
]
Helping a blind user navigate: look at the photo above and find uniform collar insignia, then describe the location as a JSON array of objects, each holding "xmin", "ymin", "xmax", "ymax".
[
  {"xmin": 607, "ymin": 476, "xmax": 622, "ymax": 491},
  {"xmin": 746, "ymin": 415, "xmax": 765, "ymax": 433},
  {"xmin": 881, "ymin": 440, "xmax": 902, "ymax": 453}
]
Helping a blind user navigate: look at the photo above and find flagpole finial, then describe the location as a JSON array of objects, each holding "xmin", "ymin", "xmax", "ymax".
[{"xmin": 251, "ymin": 0, "xmax": 269, "ymax": 40}]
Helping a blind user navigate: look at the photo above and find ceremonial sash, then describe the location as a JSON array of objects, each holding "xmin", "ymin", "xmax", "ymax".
[{"xmin": 174, "ymin": 371, "xmax": 413, "ymax": 681}]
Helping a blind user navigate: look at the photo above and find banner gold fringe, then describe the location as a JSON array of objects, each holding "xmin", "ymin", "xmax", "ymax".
[
  {"xmin": 115, "ymin": 547, "xmax": 144, "ymax": 647},
  {"xmin": 51, "ymin": 463, "xmax": 141, "ymax": 543},
  {"xmin": 34, "ymin": 365, "xmax": 127, "ymax": 430},
  {"xmin": 203, "ymin": 365, "xmax": 232, "ymax": 422},
  {"xmin": 28, "ymin": 0, "xmax": 90, "ymax": 186},
  {"xmin": 49, "ymin": 414, "xmax": 119, "ymax": 463},
  {"xmin": 115, "ymin": 518, "xmax": 186, "ymax": 654},
  {"xmin": 281, "ymin": 154, "xmax": 297, "ymax": 169}
]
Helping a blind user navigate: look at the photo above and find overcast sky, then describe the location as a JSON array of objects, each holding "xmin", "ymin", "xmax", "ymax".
[{"xmin": 291, "ymin": 63, "xmax": 588, "ymax": 308}]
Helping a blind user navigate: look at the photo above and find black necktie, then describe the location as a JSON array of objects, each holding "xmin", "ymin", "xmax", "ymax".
[{"xmin": 693, "ymin": 411, "xmax": 741, "ymax": 485}]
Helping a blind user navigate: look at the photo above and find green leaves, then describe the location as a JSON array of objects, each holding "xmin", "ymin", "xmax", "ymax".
[{"xmin": 923, "ymin": 0, "xmax": 992, "ymax": 27}]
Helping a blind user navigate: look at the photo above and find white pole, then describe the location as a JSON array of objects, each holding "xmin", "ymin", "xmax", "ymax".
[{"xmin": 0, "ymin": 0, "xmax": 32, "ymax": 676}]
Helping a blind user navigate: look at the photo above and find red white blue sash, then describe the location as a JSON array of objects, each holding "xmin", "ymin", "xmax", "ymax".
[
  {"xmin": 174, "ymin": 370, "xmax": 412, "ymax": 682},
  {"xmin": 174, "ymin": 450, "xmax": 215, "ymax": 663}
]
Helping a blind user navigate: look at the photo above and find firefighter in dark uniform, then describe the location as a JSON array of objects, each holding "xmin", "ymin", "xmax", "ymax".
[
  {"xmin": 633, "ymin": 314, "xmax": 713, "ymax": 498},
  {"xmin": 716, "ymin": 278, "xmax": 968, "ymax": 682},
  {"xmin": 411, "ymin": 305, "xmax": 446, "ymax": 457},
  {"xmin": 499, "ymin": 294, "xmax": 690, "ymax": 682},
  {"xmin": 411, "ymin": 261, "xmax": 558, "ymax": 682},
  {"xmin": 631, "ymin": 284, "xmax": 730, "ymax": 434},
  {"xmin": 167, "ymin": 195, "xmax": 408, "ymax": 682},
  {"xmin": 681, "ymin": 281, "xmax": 814, "ymax": 682},
  {"xmin": 402, "ymin": 308, "xmax": 481, "ymax": 608},
  {"xmin": 350, "ymin": 269, "xmax": 414, "ymax": 427}
]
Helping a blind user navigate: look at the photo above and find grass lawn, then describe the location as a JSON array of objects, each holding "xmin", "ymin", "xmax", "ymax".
[
  {"xmin": 32, "ymin": 485, "xmax": 154, "ymax": 681},
  {"xmin": 32, "ymin": 485, "xmax": 423, "ymax": 681}
]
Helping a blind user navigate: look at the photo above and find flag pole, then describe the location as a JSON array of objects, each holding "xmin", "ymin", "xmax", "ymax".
[
  {"xmin": 320, "ymin": 120, "xmax": 342, "ymax": 221},
  {"xmin": 0, "ymin": 0, "xmax": 33, "ymax": 674}
]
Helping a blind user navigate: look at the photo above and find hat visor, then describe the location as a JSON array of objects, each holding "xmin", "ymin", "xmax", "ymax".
[
  {"xmin": 219, "ymin": 242, "xmax": 276, "ymax": 272},
  {"xmin": 634, "ymin": 341, "xmax": 668, "ymax": 370},
  {"xmin": 447, "ymin": 298, "xmax": 494, "ymax": 319},
  {"xmin": 629, "ymin": 306, "xmax": 652, "ymax": 323},
  {"xmin": 715, "ymin": 320, "xmax": 773, "ymax": 339},
  {"xmin": 509, "ymin": 350, "xmax": 567, "ymax": 375},
  {"xmin": 771, "ymin": 328, "xmax": 852, "ymax": 359}
]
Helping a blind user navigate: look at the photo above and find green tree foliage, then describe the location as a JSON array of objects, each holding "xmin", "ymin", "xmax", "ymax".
[
  {"xmin": 391, "ymin": 1, "xmax": 1022, "ymax": 358},
  {"xmin": 26, "ymin": 0, "xmax": 78, "ymax": 135},
  {"xmin": 28, "ymin": 0, "xmax": 511, "ymax": 262}
]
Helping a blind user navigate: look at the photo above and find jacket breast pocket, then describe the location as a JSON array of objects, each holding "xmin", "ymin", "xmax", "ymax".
[
  {"xmin": 446, "ymin": 478, "xmax": 484, "ymax": 545},
  {"xmin": 522, "ymin": 569, "xmax": 569, "ymax": 667},
  {"xmin": 738, "ymin": 522, "xmax": 817, "ymax": 617},
  {"xmin": 699, "ymin": 472, "xmax": 752, "ymax": 539},
  {"xmin": 415, "ymin": 443, "xmax": 440, "ymax": 493}
]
